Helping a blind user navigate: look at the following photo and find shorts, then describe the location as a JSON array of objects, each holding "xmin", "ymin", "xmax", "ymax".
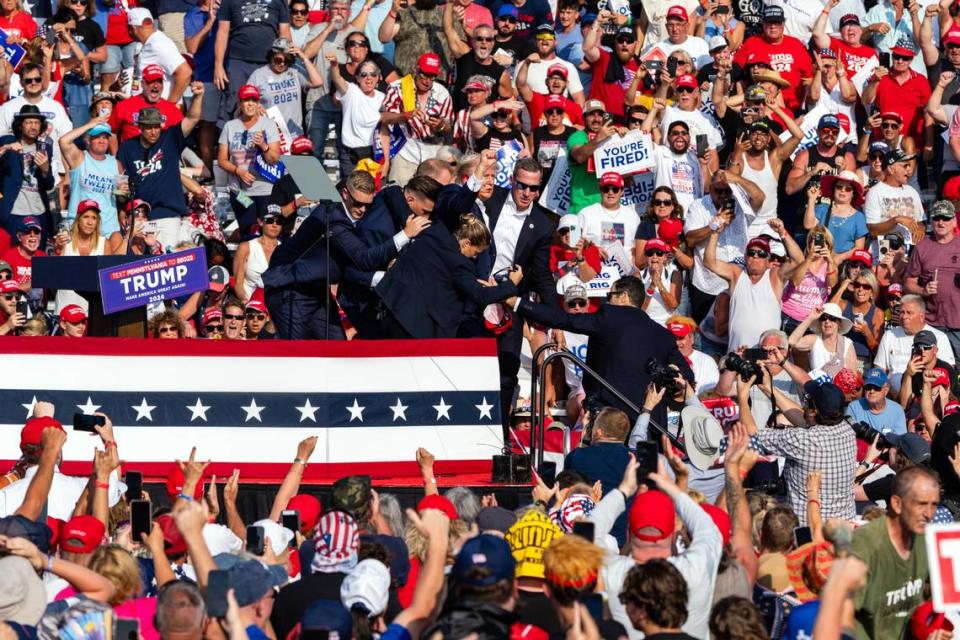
[
  {"xmin": 101, "ymin": 42, "xmax": 137, "ymax": 75},
  {"xmin": 200, "ymin": 82, "xmax": 222, "ymax": 123}
]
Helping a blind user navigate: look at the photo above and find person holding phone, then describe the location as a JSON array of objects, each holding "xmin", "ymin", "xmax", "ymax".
[
  {"xmin": 780, "ymin": 226, "xmax": 839, "ymax": 336},
  {"xmin": 0, "ymin": 279, "xmax": 27, "ymax": 335}
]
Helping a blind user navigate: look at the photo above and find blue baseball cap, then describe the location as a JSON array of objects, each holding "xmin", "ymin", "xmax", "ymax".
[
  {"xmin": 221, "ymin": 559, "xmax": 285, "ymax": 607},
  {"xmin": 818, "ymin": 113, "xmax": 841, "ymax": 130},
  {"xmin": 497, "ymin": 5, "xmax": 519, "ymax": 18},
  {"xmin": 451, "ymin": 534, "xmax": 515, "ymax": 587},
  {"xmin": 869, "ymin": 141, "xmax": 891, "ymax": 156},
  {"xmin": 18, "ymin": 216, "xmax": 42, "ymax": 233},
  {"xmin": 301, "ymin": 600, "xmax": 352, "ymax": 638},
  {"xmin": 863, "ymin": 368, "xmax": 889, "ymax": 388},
  {"xmin": 88, "ymin": 122, "xmax": 112, "ymax": 137},
  {"xmin": 803, "ymin": 381, "xmax": 846, "ymax": 418},
  {"xmin": 581, "ymin": 12, "xmax": 597, "ymax": 25}
]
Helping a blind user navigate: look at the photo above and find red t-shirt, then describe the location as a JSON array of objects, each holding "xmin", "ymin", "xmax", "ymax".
[
  {"xmin": 0, "ymin": 228, "xmax": 11, "ymax": 257},
  {"xmin": 733, "ymin": 35, "xmax": 814, "ymax": 111},
  {"xmin": 110, "ymin": 94, "xmax": 184, "ymax": 142},
  {"xmin": 2, "ymin": 247, "xmax": 45, "ymax": 288},
  {"xmin": 829, "ymin": 36, "xmax": 876, "ymax": 76},
  {"xmin": 105, "ymin": 0, "xmax": 135, "ymax": 46},
  {"xmin": 587, "ymin": 49, "xmax": 639, "ymax": 119},
  {"xmin": 0, "ymin": 11, "xmax": 36, "ymax": 42},
  {"xmin": 527, "ymin": 92, "xmax": 583, "ymax": 128},
  {"xmin": 875, "ymin": 71, "xmax": 931, "ymax": 145}
]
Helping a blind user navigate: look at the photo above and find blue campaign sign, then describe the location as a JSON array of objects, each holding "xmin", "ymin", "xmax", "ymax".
[
  {"xmin": 0, "ymin": 29, "xmax": 25, "ymax": 69},
  {"xmin": 98, "ymin": 247, "xmax": 209, "ymax": 314}
]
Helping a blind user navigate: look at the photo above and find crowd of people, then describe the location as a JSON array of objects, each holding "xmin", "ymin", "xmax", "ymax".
[{"xmin": 5, "ymin": 0, "xmax": 960, "ymax": 637}]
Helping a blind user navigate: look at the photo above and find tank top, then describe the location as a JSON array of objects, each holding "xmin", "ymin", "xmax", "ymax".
[
  {"xmin": 243, "ymin": 238, "xmax": 271, "ymax": 300},
  {"xmin": 842, "ymin": 303, "xmax": 878, "ymax": 358},
  {"xmin": 67, "ymin": 151, "xmax": 121, "ymax": 237},
  {"xmin": 740, "ymin": 150, "xmax": 778, "ymax": 238},
  {"xmin": 781, "ymin": 262, "xmax": 829, "ymax": 322},
  {"xmin": 56, "ymin": 235, "xmax": 107, "ymax": 311},
  {"xmin": 807, "ymin": 145, "xmax": 842, "ymax": 172},
  {"xmin": 726, "ymin": 269, "xmax": 781, "ymax": 351},
  {"xmin": 810, "ymin": 335, "xmax": 853, "ymax": 378},
  {"xmin": 63, "ymin": 235, "xmax": 106, "ymax": 256}
]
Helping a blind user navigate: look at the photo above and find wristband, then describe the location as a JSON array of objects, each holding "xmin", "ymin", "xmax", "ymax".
[
  {"xmin": 47, "ymin": 554, "xmax": 53, "ymax": 572},
  {"xmin": 807, "ymin": 499, "xmax": 821, "ymax": 506},
  {"xmin": 294, "ymin": 457, "xmax": 307, "ymax": 466},
  {"xmin": 95, "ymin": 480, "xmax": 109, "ymax": 490},
  {"xmin": 533, "ymin": 499, "xmax": 547, "ymax": 508},
  {"xmin": 739, "ymin": 469, "xmax": 749, "ymax": 479},
  {"xmin": 103, "ymin": 441, "xmax": 116, "ymax": 448},
  {"xmin": 178, "ymin": 492, "xmax": 194, "ymax": 502}
]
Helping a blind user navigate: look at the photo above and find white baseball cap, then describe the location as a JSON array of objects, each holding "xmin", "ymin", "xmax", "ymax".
[
  {"xmin": 202, "ymin": 524, "xmax": 243, "ymax": 556},
  {"xmin": 252, "ymin": 518, "xmax": 294, "ymax": 556},
  {"xmin": 340, "ymin": 559, "xmax": 390, "ymax": 616},
  {"xmin": 127, "ymin": 7, "xmax": 154, "ymax": 25}
]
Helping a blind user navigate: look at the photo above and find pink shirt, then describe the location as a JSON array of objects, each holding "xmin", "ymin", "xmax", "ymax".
[
  {"xmin": 781, "ymin": 262, "xmax": 829, "ymax": 322},
  {"xmin": 464, "ymin": 3, "xmax": 493, "ymax": 31},
  {"xmin": 56, "ymin": 586, "xmax": 159, "ymax": 640}
]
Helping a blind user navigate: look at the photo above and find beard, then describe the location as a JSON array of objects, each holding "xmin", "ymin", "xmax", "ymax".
[{"xmin": 414, "ymin": 0, "xmax": 436, "ymax": 10}]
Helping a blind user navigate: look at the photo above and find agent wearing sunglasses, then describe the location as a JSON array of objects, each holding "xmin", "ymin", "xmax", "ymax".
[{"xmin": 247, "ymin": 37, "xmax": 323, "ymax": 139}]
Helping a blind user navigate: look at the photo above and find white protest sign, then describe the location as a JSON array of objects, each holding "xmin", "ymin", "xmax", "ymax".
[
  {"xmin": 850, "ymin": 56, "xmax": 878, "ymax": 97},
  {"xmin": 731, "ymin": 183, "xmax": 756, "ymax": 221},
  {"xmin": 265, "ymin": 106, "xmax": 293, "ymax": 155},
  {"xmin": 608, "ymin": 0, "xmax": 630, "ymax": 17},
  {"xmin": 603, "ymin": 240, "xmax": 634, "ymax": 276},
  {"xmin": 539, "ymin": 155, "xmax": 656, "ymax": 214},
  {"xmin": 926, "ymin": 523, "xmax": 960, "ymax": 612},
  {"xmin": 585, "ymin": 262, "xmax": 627, "ymax": 297},
  {"xmin": 593, "ymin": 130, "xmax": 655, "ymax": 177},
  {"xmin": 780, "ymin": 103, "xmax": 828, "ymax": 161}
]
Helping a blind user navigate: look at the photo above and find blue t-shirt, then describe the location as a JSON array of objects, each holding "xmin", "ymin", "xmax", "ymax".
[
  {"xmin": 217, "ymin": 0, "xmax": 290, "ymax": 63},
  {"xmin": 184, "ymin": 7, "xmax": 218, "ymax": 82},
  {"xmin": 117, "ymin": 126, "xmax": 188, "ymax": 220},
  {"xmin": 487, "ymin": 0, "xmax": 552, "ymax": 38},
  {"xmin": 380, "ymin": 624, "xmax": 413, "ymax": 640},
  {"xmin": 158, "ymin": 0, "xmax": 198, "ymax": 14},
  {"xmin": 845, "ymin": 398, "xmax": 907, "ymax": 435},
  {"xmin": 814, "ymin": 203, "xmax": 868, "ymax": 254}
]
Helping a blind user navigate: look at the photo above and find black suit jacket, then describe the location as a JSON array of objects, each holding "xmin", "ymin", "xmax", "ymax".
[
  {"xmin": 484, "ymin": 187, "xmax": 556, "ymax": 305},
  {"xmin": 516, "ymin": 300, "xmax": 695, "ymax": 429},
  {"xmin": 376, "ymin": 222, "xmax": 518, "ymax": 339}
]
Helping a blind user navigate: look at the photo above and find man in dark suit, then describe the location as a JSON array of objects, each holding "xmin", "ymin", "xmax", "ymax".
[
  {"xmin": 481, "ymin": 157, "xmax": 557, "ymax": 430},
  {"xmin": 262, "ymin": 171, "xmax": 431, "ymax": 339},
  {"xmin": 507, "ymin": 276, "xmax": 694, "ymax": 432}
]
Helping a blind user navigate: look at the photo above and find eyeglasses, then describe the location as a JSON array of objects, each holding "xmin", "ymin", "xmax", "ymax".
[
  {"xmin": 21, "ymin": 228, "xmax": 41, "ymax": 236},
  {"xmin": 915, "ymin": 344, "xmax": 934, "ymax": 351},
  {"xmin": 157, "ymin": 326, "xmax": 178, "ymax": 334},
  {"xmin": 852, "ymin": 282, "xmax": 872, "ymax": 290},
  {"xmin": 676, "ymin": 86, "xmax": 696, "ymax": 94},
  {"xmin": 514, "ymin": 181, "xmax": 541, "ymax": 192},
  {"xmin": 347, "ymin": 40, "xmax": 369, "ymax": 47},
  {"xmin": 545, "ymin": 108, "xmax": 565, "ymax": 116},
  {"xmin": 880, "ymin": 122, "xmax": 900, "ymax": 129},
  {"xmin": 262, "ymin": 215, "xmax": 281, "ymax": 225},
  {"xmin": 498, "ymin": 15, "xmax": 517, "ymax": 22},
  {"xmin": 668, "ymin": 57, "xmax": 687, "ymax": 64},
  {"xmin": 746, "ymin": 249, "xmax": 769, "ymax": 258},
  {"xmin": 601, "ymin": 185, "xmax": 623, "ymax": 194},
  {"xmin": 357, "ymin": 71, "xmax": 379, "ymax": 79},
  {"xmin": 246, "ymin": 312, "xmax": 267, "ymax": 320},
  {"xmin": 645, "ymin": 249, "xmax": 666, "ymax": 257},
  {"xmin": 821, "ymin": 314, "xmax": 841, "ymax": 323},
  {"xmin": 224, "ymin": 313, "xmax": 244, "ymax": 320},
  {"xmin": 652, "ymin": 198, "xmax": 673, "ymax": 207},
  {"xmin": 204, "ymin": 324, "xmax": 225, "ymax": 333},
  {"xmin": 474, "ymin": 36, "xmax": 495, "ymax": 42},
  {"xmin": 834, "ymin": 182, "xmax": 854, "ymax": 192},
  {"xmin": 566, "ymin": 299, "xmax": 588, "ymax": 308},
  {"xmin": 22, "ymin": 77, "xmax": 41, "ymax": 85},
  {"xmin": 291, "ymin": 8, "xmax": 308, "ymax": 14},
  {"xmin": 892, "ymin": 53, "xmax": 913, "ymax": 61}
]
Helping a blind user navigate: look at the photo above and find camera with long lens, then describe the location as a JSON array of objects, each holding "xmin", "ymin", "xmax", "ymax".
[
  {"xmin": 581, "ymin": 394, "xmax": 605, "ymax": 446},
  {"xmin": 848, "ymin": 420, "xmax": 890, "ymax": 449},
  {"xmin": 646, "ymin": 359, "xmax": 684, "ymax": 395},
  {"xmin": 724, "ymin": 349, "xmax": 765, "ymax": 382}
]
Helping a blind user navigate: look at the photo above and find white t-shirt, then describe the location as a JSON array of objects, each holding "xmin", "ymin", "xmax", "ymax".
[
  {"xmin": 684, "ymin": 195, "xmax": 749, "ymax": 295},
  {"xmin": 690, "ymin": 349, "xmax": 720, "ymax": 394},
  {"xmin": 657, "ymin": 36, "xmax": 712, "ymax": 69},
  {"xmin": 0, "ymin": 96, "xmax": 73, "ymax": 175},
  {"xmin": 660, "ymin": 104, "xmax": 724, "ymax": 151},
  {"xmin": 0, "ymin": 466, "xmax": 124, "ymax": 520},
  {"xmin": 338, "ymin": 83, "xmax": 386, "ymax": 148},
  {"xmin": 139, "ymin": 30, "xmax": 186, "ymax": 101},
  {"xmin": 247, "ymin": 65, "xmax": 310, "ymax": 136},
  {"xmin": 651, "ymin": 144, "xmax": 702, "ymax": 211},
  {"xmin": 874, "ymin": 324, "xmax": 956, "ymax": 392},
  {"xmin": 524, "ymin": 57, "xmax": 584, "ymax": 96},
  {"xmin": 863, "ymin": 180, "xmax": 925, "ymax": 225},
  {"xmin": 639, "ymin": 0, "xmax": 700, "ymax": 52},
  {"xmin": 769, "ymin": 0, "xmax": 826, "ymax": 44},
  {"xmin": 577, "ymin": 202, "xmax": 641, "ymax": 253}
]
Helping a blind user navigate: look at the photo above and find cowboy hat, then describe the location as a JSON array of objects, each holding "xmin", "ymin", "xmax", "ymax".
[
  {"xmin": 752, "ymin": 69, "xmax": 790, "ymax": 89},
  {"xmin": 680, "ymin": 405, "xmax": 723, "ymax": 471}
]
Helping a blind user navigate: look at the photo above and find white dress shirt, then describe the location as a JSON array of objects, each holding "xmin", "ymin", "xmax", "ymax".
[{"xmin": 491, "ymin": 196, "xmax": 532, "ymax": 275}]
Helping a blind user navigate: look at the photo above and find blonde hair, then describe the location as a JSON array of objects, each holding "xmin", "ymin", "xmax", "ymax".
[
  {"xmin": 20, "ymin": 315, "xmax": 47, "ymax": 336},
  {"xmin": 852, "ymin": 268, "xmax": 879, "ymax": 301},
  {"xmin": 805, "ymin": 225, "xmax": 835, "ymax": 254},
  {"xmin": 70, "ymin": 207, "xmax": 103, "ymax": 252},
  {"xmin": 542, "ymin": 536, "xmax": 604, "ymax": 604},
  {"xmin": 88, "ymin": 545, "xmax": 143, "ymax": 606},
  {"xmin": 665, "ymin": 314, "xmax": 698, "ymax": 333},
  {"xmin": 405, "ymin": 517, "xmax": 466, "ymax": 563},
  {"xmin": 453, "ymin": 214, "xmax": 491, "ymax": 248}
]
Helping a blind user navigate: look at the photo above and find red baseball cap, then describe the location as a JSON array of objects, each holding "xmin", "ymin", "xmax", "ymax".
[
  {"xmin": 545, "ymin": 94, "xmax": 565, "ymax": 109},
  {"xmin": 156, "ymin": 514, "xmax": 187, "ymax": 556},
  {"xmin": 286, "ymin": 494, "xmax": 322, "ymax": 532},
  {"xmin": 911, "ymin": 601, "xmax": 954, "ymax": 640},
  {"xmin": 879, "ymin": 111, "xmax": 902, "ymax": 123},
  {"xmin": 417, "ymin": 53, "xmax": 441, "ymax": 75},
  {"xmin": 666, "ymin": 4, "xmax": 688, "ymax": 21},
  {"xmin": 944, "ymin": 175, "xmax": 960, "ymax": 201},
  {"xmin": 417, "ymin": 494, "xmax": 459, "ymax": 520},
  {"xmin": 19, "ymin": 416, "xmax": 64, "ymax": 452},
  {"xmin": 645, "ymin": 238, "xmax": 671, "ymax": 253},
  {"xmin": 675, "ymin": 74, "xmax": 698, "ymax": 89},
  {"xmin": 890, "ymin": 46, "xmax": 916, "ymax": 58},
  {"xmin": 746, "ymin": 237, "xmax": 771, "ymax": 253},
  {"xmin": 945, "ymin": 31, "xmax": 960, "ymax": 46},
  {"xmin": 59, "ymin": 304, "xmax": 88, "ymax": 324},
  {"xmin": 628, "ymin": 490, "xmax": 675, "ymax": 541},
  {"xmin": 47, "ymin": 516, "xmax": 65, "ymax": 551},
  {"xmin": 61, "ymin": 515, "xmax": 105, "ymax": 554},
  {"xmin": 238, "ymin": 84, "xmax": 261, "ymax": 101},
  {"xmin": 78, "ymin": 199, "xmax": 101, "ymax": 214},
  {"xmin": 546, "ymin": 63, "xmax": 568, "ymax": 78},
  {"xmin": 888, "ymin": 283, "xmax": 904, "ymax": 298},
  {"xmin": 202, "ymin": 308, "xmax": 223, "ymax": 325},
  {"xmin": 142, "ymin": 64, "xmax": 164, "ymax": 83},
  {"xmin": 290, "ymin": 136, "xmax": 314, "ymax": 155},
  {"xmin": 849, "ymin": 249, "xmax": 873, "ymax": 267},
  {"xmin": 246, "ymin": 288, "xmax": 268, "ymax": 315},
  {"xmin": 701, "ymin": 503, "xmax": 731, "ymax": 547},
  {"xmin": 600, "ymin": 172, "xmax": 624, "ymax": 188},
  {"xmin": 658, "ymin": 218, "xmax": 684, "ymax": 248},
  {"xmin": 165, "ymin": 465, "xmax": 204, "ymax": 502},
  {"xmin": 667, "ymin": 321, "xmax": 692, "ymax": 338},
  {"xmin": 0, "ymin": 280, "xmax": 20, "ymax": 293},
  {"xmin": 934, "ymin": 367, "xmax": 951, "ymax": 387}
]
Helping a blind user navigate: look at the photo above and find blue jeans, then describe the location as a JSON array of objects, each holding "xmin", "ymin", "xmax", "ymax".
[{"xmin": 309, "ymin": 103, "xmax": 353, "ymax": 180}]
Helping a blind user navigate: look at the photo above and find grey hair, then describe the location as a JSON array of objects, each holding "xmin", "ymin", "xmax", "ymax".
[
  {"xmin": 357, "ymin": 59, "xmax": 381, "ymax": 77},
  {"xmin": 464, "ymin": 74, "xmax": 495, "ymax": 90},
  {"xmin": 376, "ymin": 493, "xmax": 406, "ymax": 538},
  {"xmin": 758, "ymin": 329, "xmax": 788, "ymax": 350},
  {"xmin": 155, "ymin": 581, "xmax": 205, "ymax": 635},
  {"xmin": 901, "ymin": 294, "xmax": 926, "ymax": 312},
  {"xmin": 444, "ymin": 487, "xmax": 481, "ymax": 525}
]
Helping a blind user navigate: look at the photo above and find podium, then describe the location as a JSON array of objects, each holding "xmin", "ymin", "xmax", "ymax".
[{"xmin": 32, "ymin": 255, "xmax": 149, "ymax": 337}]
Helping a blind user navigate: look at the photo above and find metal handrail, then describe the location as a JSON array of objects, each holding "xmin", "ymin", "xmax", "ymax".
[
  {"xmin": 528, "ymin": 341, "xmax": 559, "ymax": 434},
  {"xmin": 534, "ymin": 350, "xmax": 683, "ymax": 469}
]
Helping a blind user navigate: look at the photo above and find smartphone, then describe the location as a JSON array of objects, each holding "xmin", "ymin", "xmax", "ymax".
[
  {"xmin": 114, "ymin": 618, "xmax": 140, "ymax": 640},
  {"xmin": 539, "ymin": 461, "xmax": 557, "ymax": 489},
  {"xmin": 723, "ymin": 198, "xmax": 736, "ymax": 214},
  {"xmin": 696, "ymin": 134, "xmax": 708, "ymax": 158},
  {"xmin": 246, "ymin": 525, "xmax": 265, "ymax": 555},
  {"xmin": 130, "ymin": 499, "xmax": 151, "ymax": 541},
  {"xmin": 302, "ymin": 632, "xmax": 330, "ymax": 640},
  {"xmin": 667, "ymin": 56, "xmax": 678, "ymax": 77},
  {"xmin": 646, "ymin": 59, "xmax": 663, "ymax": 75},
  {"xmin": 714, "ymin": 4, "xmax": 729, "ymax": 13},
  {"xmin": 281, "ymin": 510, "xmax": 300, "ymax": 545},
  {"xmin": 15, "ymin": 299, "xmax": 27, "ymax": 318},
  {"xmin": 572, "ymin": 520, "xmax": 595, "ymax": 541},
  {"xmin": 635, "ymin": 441, "xmax": 659, "ymax": 486},
  {"xmin": 125, "ymin": 471, "xmax": 142, "ymax": 502},
  {"xmin": 813, "ymin": 232, "xmax": 825, "ymax": 248},
  {"xmin": 879, "ymin": 51, "xmax": 891, "ymax": 68},
  {"xmin": 73, "ymin": 413, "xmax": 106, "ymax": 432},
  {"xmin": 794, "ymin": 525, "xmax": 813, "ymax": 547},
  {"xmin": 205, "ymin": 570, "xmax": 231, "ymax": 618}
]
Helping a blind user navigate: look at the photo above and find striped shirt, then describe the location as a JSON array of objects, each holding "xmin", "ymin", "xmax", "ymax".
[{"xmin": 381, "ymin": 79, "xmax": 453, "ymax": 163}]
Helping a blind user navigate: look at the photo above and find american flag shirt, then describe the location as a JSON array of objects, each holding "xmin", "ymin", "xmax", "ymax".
[{"xmin": 381, "ymin": 79, "xmax": 454, "ymax": 164}]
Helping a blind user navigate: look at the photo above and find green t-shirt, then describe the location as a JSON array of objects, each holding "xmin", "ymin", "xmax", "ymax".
[
  {"xmin": 566, "ymin": 129, "xmax": 600, "ymax": 214},
  {"xmin": 851, "ymin": 517, "xmax": 928, "ymax": 640}
]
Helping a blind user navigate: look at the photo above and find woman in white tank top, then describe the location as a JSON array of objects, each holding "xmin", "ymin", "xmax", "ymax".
[
  {"xmin": 233, "ymin": 211, "xmax": 282, "ymax": 303},
  {"xmin": 787, "ymin": 302, "xmax": 858, "ymax": 378},
  {"xmin": 640, "ymin": 239, "xmax": 682, "ymax": 325}
]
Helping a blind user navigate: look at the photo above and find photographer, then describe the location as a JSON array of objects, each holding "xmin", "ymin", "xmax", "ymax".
[
  {"xmin": 897, "ymin": 330, "xmax": 957, "ymax": 409},
  {"xmin": 716, "ymin": 329, "xmax": 811, "ymax": 428},
  {"xmin": 744, "ymin": 376, "xmax": 857, "ymax": 524},
  {"xmin": 874, "ymin": 296, "xmax": 955, "ymax": 394},
  {"xmin": 845, "ymin": 368, "xmax": 906, "ymax": 435}
]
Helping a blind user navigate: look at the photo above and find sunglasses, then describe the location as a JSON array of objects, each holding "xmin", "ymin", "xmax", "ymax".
[
  {"xmin": 880, "ymin": 122, "xmax": 900, "ymax": 129},
  {"xmin": 291, "ymin": 8, "xmax": 308, "ymax": 14},
  {"xmin": 676, "ymin": 86, "xmax": 696, "ymax": 94},
  {"xmin": 262, "ymin": 215, "xmax": 281, "ymax": 225},
  {"xmin": 224, "ymin": 313, "xmax": 244, "ymax": 320},
  {"xmin": 474, "ymin": 35, "xmax": 495, "ymax": 42},
  {"xmin": 616, "ymin": 36, "xmax": 636, "ymax": 44},
  {"xmin": 652, "ymin": 198, "xmax": 673, "ymax": 207},
  {"xmin": 545, "ymin": 108, "xmax": 565, "ymax": 116},
  {"xmin": 2, "ymin": 293, "xmax": 20, "ymax": 301},
  {"xmin": 418, "ymin": 72, "xmax": 438, "ymax": 80},
  {"xmin": 746, "ymin": 249, "xmax": 769, "ymax": 258},
  {"xmin": 567, "ymin": 299, "xmax": 588, "ymax": 308},
  {"xmin": 272, "ymin": 56, "xmax": 289, "ymax": 64},
  {"xmin": 819, "ymin": 127, "xmax": 839, "ymax": 134},
  {"xmin": 668, "ymin": 129, "xmax": 689, "ymax": 137},
  {"xmin": 347, "ymin": 192, "xmax": 373, "ymax": 209},
  {"xmin": 157, "ymin": 326, "xmax": 178, "ymax": 334},
  {"xmin": 515, "ymin": 181, "xmax": 541, "ymax": 192},
  {"xmin": 852, "ymin": 282, "xmax": 872, "ymax": 290},
  {"xmin": 492, "ymin": 109, "xmax": 511, "ymax": 119},
  {"xmin": 948, "ymin": 43, "xmax": 960, "ymax": 50},
  {"xmin": 205, "ymin": 324, "xmax": 225, "ymax": 333},
  {"xmin": 821, "ymin": 314, "xmax": 841, "ymax": 323},
  {"xmin": 498, "ymin": 15, "xmax": 517, "ymax": 22},
  {"xmin": 864, "ymin": 384, "xmax": 883, "ymax": 392},
  {"xmin": 21, "ymin": 228, "xmax": 41, "ymax": 236},
  {"xmin": 932, "ymin": 214, "xmax": 956, "ymax": 222},
  {"xmin": 645, "ymin": 249, "xmax": 666, "ymax": 257},
  {"xmin": 869, "ymin": 153, "xmax": 885, "ymax": 161},
  {"xmin": 834, "ymin": 182, "xmax": 854, "ymax": 192},
  {"xmin": 347, "ymin": 40, "xmax": 369, "ymax": 47},
  {"xmin": 246, "ymin": 312, "xmax": 267, "ymax": 320},
  {"xmin": 601, "ymin": 185, "xmax": 623, "ymax": 193},
  {"xmin": 629, "ymin": 118, "xmax": 645, "ymax": 125},
  {"xmin": 714, "ymin": 188, "xmax": 732, "ymax": 196},
  {"xmin": 357, "ymin": 71, "xmax": 379, "ymax": 78},
  {"xmin": 22, "ymin": 77, "xmax": 42, "ymax": 85},
  {"xmin": 893, "ymin": 53, "xmax": 913, "ymax": 61}
]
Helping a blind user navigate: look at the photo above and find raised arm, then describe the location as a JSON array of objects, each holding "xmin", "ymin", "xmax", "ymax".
[
  {"xmin": 175, "ymin": 501, "xmax": 217, "ymax": 588},
  {"xmin": 0, "ymin": 536, "xmax": 115, "ymax": 602},
  {"xmin": 267, "ymin": 436, "xmax": 317, "ymax": 521},
  {"xmin": 704, "ymin": 224, "xmax": 739, "ymax": 283},
  {"xmin": 181, "ymin": 81, "xmax": 205, "ymax": 135},
  {"xmin": 722, "ymin": 424, "xmax": 759, "ymax": 588},
  {"xmin": 15, "ymin": 417, "xmax": 66, "ymax": 521},
  {"xmin": 812, "ymin": 0, "xmax": 837, "ymax": 49},
  {"xmin": 389, "ymin": 509, "xmax": 451, "ymax": 636},
  {"xmin": 442, "ymin": 1, "xmax": 470, "ymax": 58},
  {"xmin": 222, "ymin": 470, "xmax": 246, "ymax": 540},
  {"xmin": 60, "ymin": 115, "xmax": 109, "ymax": 169}
]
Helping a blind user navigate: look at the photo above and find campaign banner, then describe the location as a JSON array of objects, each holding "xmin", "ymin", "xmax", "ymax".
[
  {"xmin": 98, "ymin": 247, "xmax": 209, "ymax": 314},
  {"xmin": 593, "ymin": 130, "xmax": 655, "ymax": 176},
  {"xmin": 850, "ymin": 56, "xmax": 879, "ymax": 97},
  {"xmin": 780, "ymin": 103, "xmax": 828, "ymax": 161},
  {"xmin": 0, "ymin": 29, "xmax": 26, "ymax": 69},
  {"xmin": 926, "ymin": 523, "xmax": 960, "ymax": 612},
  {"xmin": 265, "ymin": 106, "xmax": 293, "ymax": 156},
  {"xmin": 254, "ymin": 150, "xmax": 285, "ymax": 183},
  {"xmin": 0, "ymin": 338, "xmax": 504, "ymax": 483},
  {"xmin": 495, "ymin": 140, "xmax": 523, "ymax": 188}
]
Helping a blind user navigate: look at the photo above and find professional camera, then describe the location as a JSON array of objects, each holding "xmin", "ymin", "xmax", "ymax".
[
  {"xmin": 580, "ymin": 394, "xmax": 605, "ymax": 446},
  {"xmin": 724, "ymin": 349, "xmax": 765, "ymax": 382},
  {"xmin": 848, "ymin": 420, "xmax": 890, "ymax": 449},
  {"xmin": 646, "ymin": 359, "xmax": 684, "ymax": 395}
]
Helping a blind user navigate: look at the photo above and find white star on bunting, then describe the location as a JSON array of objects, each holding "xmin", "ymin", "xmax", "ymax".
[
  {"xmin": 186, "ymin": 398, "xmax": 210, "ymax": 422},
  {"xmin": 347, "ymin": 399, "xmax": 365, "ymax": 422},
  {"xmin": 296, "ymin": 399, "xmax": 319, "ymax": 423},
  {"xmin": 131, "ymin": 398, "xmax": 156, "ymax": 422},
  {"xmin": 77, "ymin": 396, "xmax": 101, "ymax": 415},
  {"xmin": 241, "ymin": 398, "xmax": 265, "ymax": 423},
  {"xmin": 433, "ymin": 397, "xmax": 452, "ymax": 420},
  {"xmin": 390, "ymin": 398, "xmax": 408, "ymax": 421},
  {"xmin": 475, "ymin": 397, "xmax": 494, "ymax": 420},
  {"xmin": 21, "ymin": 396, "xmax": 38, "ymax": 420}
]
